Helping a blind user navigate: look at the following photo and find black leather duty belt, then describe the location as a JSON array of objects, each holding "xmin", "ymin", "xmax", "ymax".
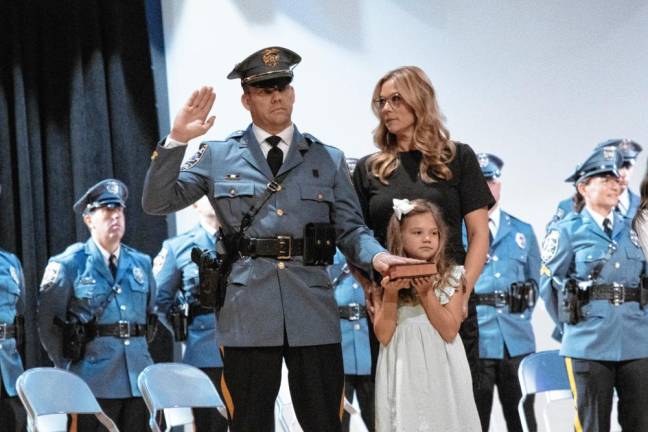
[
  {"xmin": 239, "ymin": 236, "xmax": 304, "ymax": 259},
  {"xmin": 338, "ymin": 304, "xmax": 367, "ymax": 321},
  {"xmin": 189, "ymin": 303, "xmax": 214, "ymax": 318},
  {"xmin": 95, "ymin": 321, "xmax": 147, "ymax": 338},
  {"xmin": 475, "ymin": 292, "xmax": 511, "ymax": 307},
  {"xmin": 589, "ymin": 284, "xmax": 641, "ymax": 305},
  {"xmin": 0, "ymin": 323, "xmax": 16, "ymax": 340}
]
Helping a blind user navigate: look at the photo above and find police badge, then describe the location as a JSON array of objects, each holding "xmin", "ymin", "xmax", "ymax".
[
  {"xmin": 133, "ymin": 267, "xmax": 145, "ymax": 284},
  {"xmin": 515, "ymin": 232, "xmax": 527, "ymax": 249},
  {"xmin": 541, "ymin": 230, "xmax": 560, "ymax": 263},
  {"xmin": 107, "ymin": 181, "xmax": 119, "ymax": 195},
  {"xmin": 478, "ymin": 153, "xmax": 489, "ymax": 168},
  {"xmin": 262, "ymin": 48, "xmax": 280, "ymax": 67},
  {"xmin": 603, "ymin": 145, "xmax": 616, "ymax": 160}
]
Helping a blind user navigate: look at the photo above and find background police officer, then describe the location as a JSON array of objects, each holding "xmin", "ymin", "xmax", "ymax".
[
  {"xmin": 153, "ymin": 195, "xmax": 227, "ymax": 431},
  {"xmin": 38, "ymin": 179, "xmax": 156, "ymax": 432},
  {"xmin": 552, "ymin": 138, "xmax": 642, "ymax": 223},
  {"xmin": 142, "ymin": 47, "xmax": 411, "ymax": 431},
  {"xmin": 540, "ymin": 146, "xmax": 648, "ymax": 431},
  {"xmin": 468, "ymin": 154, "xmax": 540, "ymax": 432},
  {"xmin": 0, "ymin": 182, "xmax": 26, "ymax": 432}
]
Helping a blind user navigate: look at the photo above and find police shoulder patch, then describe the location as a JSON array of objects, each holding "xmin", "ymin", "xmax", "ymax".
[
  {"xmin": 40, "ymin": 261, "xmax": 61, "ymax": 289},
  {"xmin": 515, "ymin": 232, "xmax": 527, "ymax": 249},
  {"xmin": 153, "ymin": 247, "xmax": 168, "ymax": 276},
  {"xmin": 541, "ymin": 230, "xmax": 560, "ymax": 263},
  {"xmin": 181, "ymin": 143, "xmax": 208, "ymax": 171}
]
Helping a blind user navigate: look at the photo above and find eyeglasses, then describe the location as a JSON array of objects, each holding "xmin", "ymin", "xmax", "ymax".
[{"xmin": 373, "ymin": 93, "xmax": 404, "ymax": 110}]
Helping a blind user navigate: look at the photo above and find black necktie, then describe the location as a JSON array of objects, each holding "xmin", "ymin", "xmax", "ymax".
[
  {"xmin": 109, "ymin": 254, "xmax": 118, "ymax": 278},
  {"xmin": 266, "ymin": 135, "xmax": 283, "ymax": 176},
  {"xmin": 488, "ymin": 218, "xmax": 495, "ymax": 245},
  {"xmin": 603, "ymin": 218, "xmax": 613, "ymax": 238}
]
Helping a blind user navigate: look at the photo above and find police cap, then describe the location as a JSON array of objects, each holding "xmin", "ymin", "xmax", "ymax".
[
  {"xmin": 227, "ymin": 46, "xmax": 301, "ymax": 87},
  {"xmin": 73, "ymin": 179, "xmax": 128, "ymax": 214},
  {"xmin": 476, "ymin": 153, "xmax": 503, "ymax": 179},
  {"xmin": 565, "ymin": 146, "xmax": 623, "ymax": 183},
  {"xmin": 594, "ymin": 138, "xmax": 642, "ymax": 164}
]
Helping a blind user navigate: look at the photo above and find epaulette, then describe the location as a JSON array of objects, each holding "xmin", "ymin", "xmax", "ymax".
[
  {"xmin": 302, "ymin": 133, "xmax": 321, "ymax": 145},
  {"xmin": 226, "ymin": 130, "xmax": 246, "ymax": 141},
  {"xmin": 55, "ymin": 242, "xmax": 85, "ymax": 260}
]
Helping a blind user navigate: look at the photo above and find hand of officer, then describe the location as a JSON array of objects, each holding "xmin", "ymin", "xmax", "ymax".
[
  {"xmin": 348, "ymin": 264, "xmax": 379, "ymax": 320},
  {"xmin": 169, "ymin": 86, "xmax": 217, "ymax": 143},
  {"xmin": 372, "ymin": 252, "xmax": 423, "ymax": 274}
]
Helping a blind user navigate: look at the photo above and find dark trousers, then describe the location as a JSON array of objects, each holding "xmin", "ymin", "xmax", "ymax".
[
  {"xmin": 341, "ymin": 374, "xmax": 374, "ymax": 432},
  {"xmin": 460, "ymin": 296, "xmax": 480, "ymax": 393},
  {"xmin": 77, "ymin": 397, "xmax": 147, "ymax": 432},
  {"xmin": 0, "ymin": 388, "xmax": 26, "ymax": 432},
  {"xmin": 192, "ymin": 367, "xmax": 228, "ymax": 431},
  {"xmin": 475, "ymin": 350, "xmax": 536, "ymax": 432},
  {"xmin": 220, "ymin": 342, "xmax": 344, "ymax": 432},
  {"xmin": 566, "ymin": 357, "xmax": 648, "ymax": 432}
]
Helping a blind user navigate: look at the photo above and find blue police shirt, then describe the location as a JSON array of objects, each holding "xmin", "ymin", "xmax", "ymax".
[
  {"xmin": 154, "ymin": 224, "xmax": 222, "ymax": 368},
  {"xmin": 540, "ymin": 209, "xmax": 648, "ymax": 361},
  {"xmin": 0, "ymin": 250, "xmax": 25, "ymax": 396}
]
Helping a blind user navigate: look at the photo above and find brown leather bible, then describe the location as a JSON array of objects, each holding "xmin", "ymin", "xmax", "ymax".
[{"xmin": 388, "ymin": 263, "xmax": 438, "ymax": 279}]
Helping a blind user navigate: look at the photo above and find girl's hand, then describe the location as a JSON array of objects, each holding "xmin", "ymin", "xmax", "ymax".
[
  {"xmin": 411, "ymin": 276, "xmax": 434, "ymax": 296},
  {"xmin": 381, "ymin": 276, "xmax": 410, "ymax": 294}
]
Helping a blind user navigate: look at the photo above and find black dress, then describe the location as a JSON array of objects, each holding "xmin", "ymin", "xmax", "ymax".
[{"xmin": 353, "ymin": 142, "xmax": 495, "ymax": 391}]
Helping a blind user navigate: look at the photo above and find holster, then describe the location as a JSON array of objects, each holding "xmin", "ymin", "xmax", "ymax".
[
  {"xmin": 192, "ymin": 230, "xmax": 239, "ymax": 311},
  {"xmin": 54, "ymin": 315, "xmax": 96, "ymax": 362},
  {"xmin": 303, "ymin": 223, "xmax": 336, "ymax": 266},
  {"xmin": 168, "ymin": 304, "xmax": 188, "ymax": 342},
  {"xmin": 640, "ymin": 276, "xmax": 648, "ymax": 309},
  {"xmin": 558, "ymin": 279, "xmax": 588, "ymax": 325},
  {"xmin": 146, "ymin": 313, "xmax": 158, "ymax": 343},
  {"xmin": 509, "ymin": 280, "xmax": 538, "ymax": 314}
]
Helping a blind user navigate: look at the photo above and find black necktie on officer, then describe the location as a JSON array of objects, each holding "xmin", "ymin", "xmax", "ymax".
[
  {"xmin": 109, "ymin": 254, "xmax": 118, "ymax": 278},
  {"xmin": 603, "ymin": 218, "xmax": 613, "ymax": 238},
  {"xmin": 488, "ymin": 217, "xmax": 496, "ymax": 245},
  {"xmin": 266, "ymin": 135, "xmax": 283, "ymax": 176}
]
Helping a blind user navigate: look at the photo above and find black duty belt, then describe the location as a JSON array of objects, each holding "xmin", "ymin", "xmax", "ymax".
[
  {"xmin": 338, "ymin": 304, "xmax": 367, "ymax": 321},
  {"xmin": 589, "ymin": 284, "xmax": 641, "ymax": 305},
  {"xmin": 475, "ymin": 292, "xmax": 510, "ymax": 308},
  {"xmin": 95, "ymin": 321, "xmax": 147, "ymax": 338},
  {"xmin": 189, "ymin": 303, "xmax": 214, "ymax": 318},
  {"xmin": 0, "ymin": 323, "xmax": 16, "ymax": 340},
  {"xmin": 239, "ymin": 236, "xmax": 304, "ymax": 259}
]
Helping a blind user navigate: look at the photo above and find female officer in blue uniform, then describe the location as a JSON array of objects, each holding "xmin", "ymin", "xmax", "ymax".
[
  {"xmin": 154, "ymin": 196, "xmax": 227, "ymax": 431},
  {"xmin": 540, "ymin": 146, "xmax": 648, "ymax": 432},
  {"xmin": 0, "ymin": 245, "xmax": 26, "ymax": 431},
  {"xmin": 468, "ymin": 153, "xmax": 540, "ymax": 432},
  {"xmin": 329, "ymin": 249, "xmax": 374, "ymax": 432}
]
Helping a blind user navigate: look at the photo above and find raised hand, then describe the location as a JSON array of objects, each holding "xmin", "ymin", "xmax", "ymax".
[{"xmin": 169, "ymin": 86, "xmax": 217, "ymax": 143}]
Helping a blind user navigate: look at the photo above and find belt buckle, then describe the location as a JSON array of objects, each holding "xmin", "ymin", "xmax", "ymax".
[
  {"xmin": 612, "ymin": 283, "xmax": 625, "ymax": 306},
  {"xmin": 0, "ymin": 323, "xmax": 6, "ymax": 340},
  {"xmin": 494, "ymin": 291, "xmax": 508, "ymax": 308},
  {"xmin": 277, "ymin": 236, "xmax": 292, "ymax": 260},
  {"xmin": 118, "ymin": 320, "xmax": 131, "ymax": 338},
  {"xmin": 348, "ymin": 303, "xmax": 361, "ymax": 321}
]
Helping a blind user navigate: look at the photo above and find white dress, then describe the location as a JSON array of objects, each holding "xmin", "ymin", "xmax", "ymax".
[{"xmin": 375, "ymin": 266, "xmax": 482, "ymax": 432}]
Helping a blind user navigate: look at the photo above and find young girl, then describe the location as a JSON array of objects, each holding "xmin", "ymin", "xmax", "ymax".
[{"xmin": 374, "ymin": 198, "xmax": 481, "ymax": 431}]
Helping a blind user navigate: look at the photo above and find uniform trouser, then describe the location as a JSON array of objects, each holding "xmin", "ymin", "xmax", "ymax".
[
  {"xmin": 565, "ymin": 357, "xmax": 648, "ymax": 432},
  {"xmin": 341, "ymin": 374, "xmax": 374, "ymax": 432},
  {"xmin": 219, "ymin": 342, "xmax": 344, "ymax": 432},
  {"xmin": 77, "ymin": 397, "xmax": 147, "ymax": 432},
  {"xmin": 0, "ymin": 383, "xmax": 26, "ymax": 432},
  {"xmin": 192, "ymin": 367, "xmax": 228, "ymax": 431},
  {"xmin": 475, "ymin": 349, "xmax": 536, "ymax": 432}
]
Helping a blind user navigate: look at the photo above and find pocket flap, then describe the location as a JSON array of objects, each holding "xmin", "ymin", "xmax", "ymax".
[
  {"xmin": 214, "ymin": 182, "xmax": 255, "ymax": 198},
  {"xmin": 299, "ymin": 185, "xmax": 334, "ymax": 203}
]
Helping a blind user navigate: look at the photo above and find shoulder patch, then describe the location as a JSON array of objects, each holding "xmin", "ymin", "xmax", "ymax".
[
  {"xmin": 40, "ymin": 261, "xmax": 61, "ymax": 290},
  {"xmin": 181, "ymin": 142, "xmax": 208, "ymax": 171},
  {"xmin": 10, "ymin": 266, "xmax": 19, "ymax": 285},
  {"xmin": 515, "ymin": 232, "xmax": 527, "ymax": 249},
  {"xmin": 153, "ymin": 247, "xmax": 168, "ymax": 276},
  {"xmin": 541, "ymin": 230, "xmax": 560, "ymax": 263},
  {"xmin": 630, "ymin": 229, "xmax": 641, "ymax": 248}
]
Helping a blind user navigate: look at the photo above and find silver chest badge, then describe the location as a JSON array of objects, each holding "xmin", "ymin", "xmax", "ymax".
[
  {"xmin": 515, "ymin": 232, "xmax": 527, "ymax": 249},
  {"xmin": 133, "ymin": 267, "xmax": 145, "ymax": 284}
]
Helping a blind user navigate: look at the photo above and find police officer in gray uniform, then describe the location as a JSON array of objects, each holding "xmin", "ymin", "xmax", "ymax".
[
  {"xmin": 551, "ymin": 138, "xmax": 642, "ymax": 223},
  {"xmin": 153, "ymin": 195, "xmax": 227, "ymax": 431},
  {"xmin": 0, "ymin": 183, "xmax": 26, "ymax": 432},
  {"xmin": 468, "ymin": 154, "xmax": 540, "ymax": 432},
  {"xmin": 540, "ymin": 146, "xmax": 648, "ymax": 431},
  {"xmin": 142, "ymin": 47, "xmax": 410, "ymax": 431},
  {"xmin": 38, "ymin": 179, "xmax": 156, "ymax": 432}
]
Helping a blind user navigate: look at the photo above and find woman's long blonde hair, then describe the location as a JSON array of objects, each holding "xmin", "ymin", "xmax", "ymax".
[
  {"xmin": 386, "ymin": 199, "xmax": 462, "ymax": 304},
  {"xmin": 368, "ymin": 66, "xmax": 455, "ymax": 185}
]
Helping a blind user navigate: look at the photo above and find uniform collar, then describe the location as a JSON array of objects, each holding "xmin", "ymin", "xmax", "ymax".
[
  {"xmin": 252, "ymin": 123, "xmax": 294, "ymax": 149},
  {"xmin": 584, "ymin": 206, "xmax": 614, "ymax": 231},
  {"xmin": 618, "ymin": 189, "xmax": 630, "ymax": 215},
  {"xmin": 92, "ymin": 238, "xmax": 121, "ymax": 265},
  {"xmin": 489, "ymin": 205, "xmax": 501, "ymax": 236}
]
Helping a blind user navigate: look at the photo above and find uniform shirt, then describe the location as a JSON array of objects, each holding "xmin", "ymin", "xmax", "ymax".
[
  {"xmin": 0, "ymin": 250, "xmax": 25, "ymax": 396},
  {"xmin": 154, "ymin": 224, "xmax": 222, "ymax": 368},
  {"xmin": 463, "ymin": 211, "xmax": 540, "ymax": 358},
  {"xmin": 329, "ymin": 250, "xmax": 371, "ymax": 376},
  {"xmin": 540, "ymin": 208, "xmax": 648, "ymax": 361},
  {"xmin": 38, "ymin": 239, "xmax": 156, "ymax": 398}
]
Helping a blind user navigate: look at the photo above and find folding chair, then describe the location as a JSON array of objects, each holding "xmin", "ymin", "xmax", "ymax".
[
  {"xmin": 16, "ymin": 367, "xmax": 119, "ymax": 432},
  {"xmin": 517, "ymin": 350, "xmax": 572, "ymax": 432},
  {"xmin": 137, "ymin": 362, "xmax": 227, "ymax": 432}
]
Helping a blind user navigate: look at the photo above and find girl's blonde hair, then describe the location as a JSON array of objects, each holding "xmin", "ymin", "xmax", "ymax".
[
  {"xmin": 386, "ymin": 199, "xmax": 463, "ymax": 303},
  {"xmin": 367, "ymin": 66, "xmax": 456, "ymax": 185}
]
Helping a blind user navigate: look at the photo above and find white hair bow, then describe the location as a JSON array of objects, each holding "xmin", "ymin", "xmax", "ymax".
[{"xmin": 393, "ymin": 198, "xmax": 415, "ymax": 220}]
